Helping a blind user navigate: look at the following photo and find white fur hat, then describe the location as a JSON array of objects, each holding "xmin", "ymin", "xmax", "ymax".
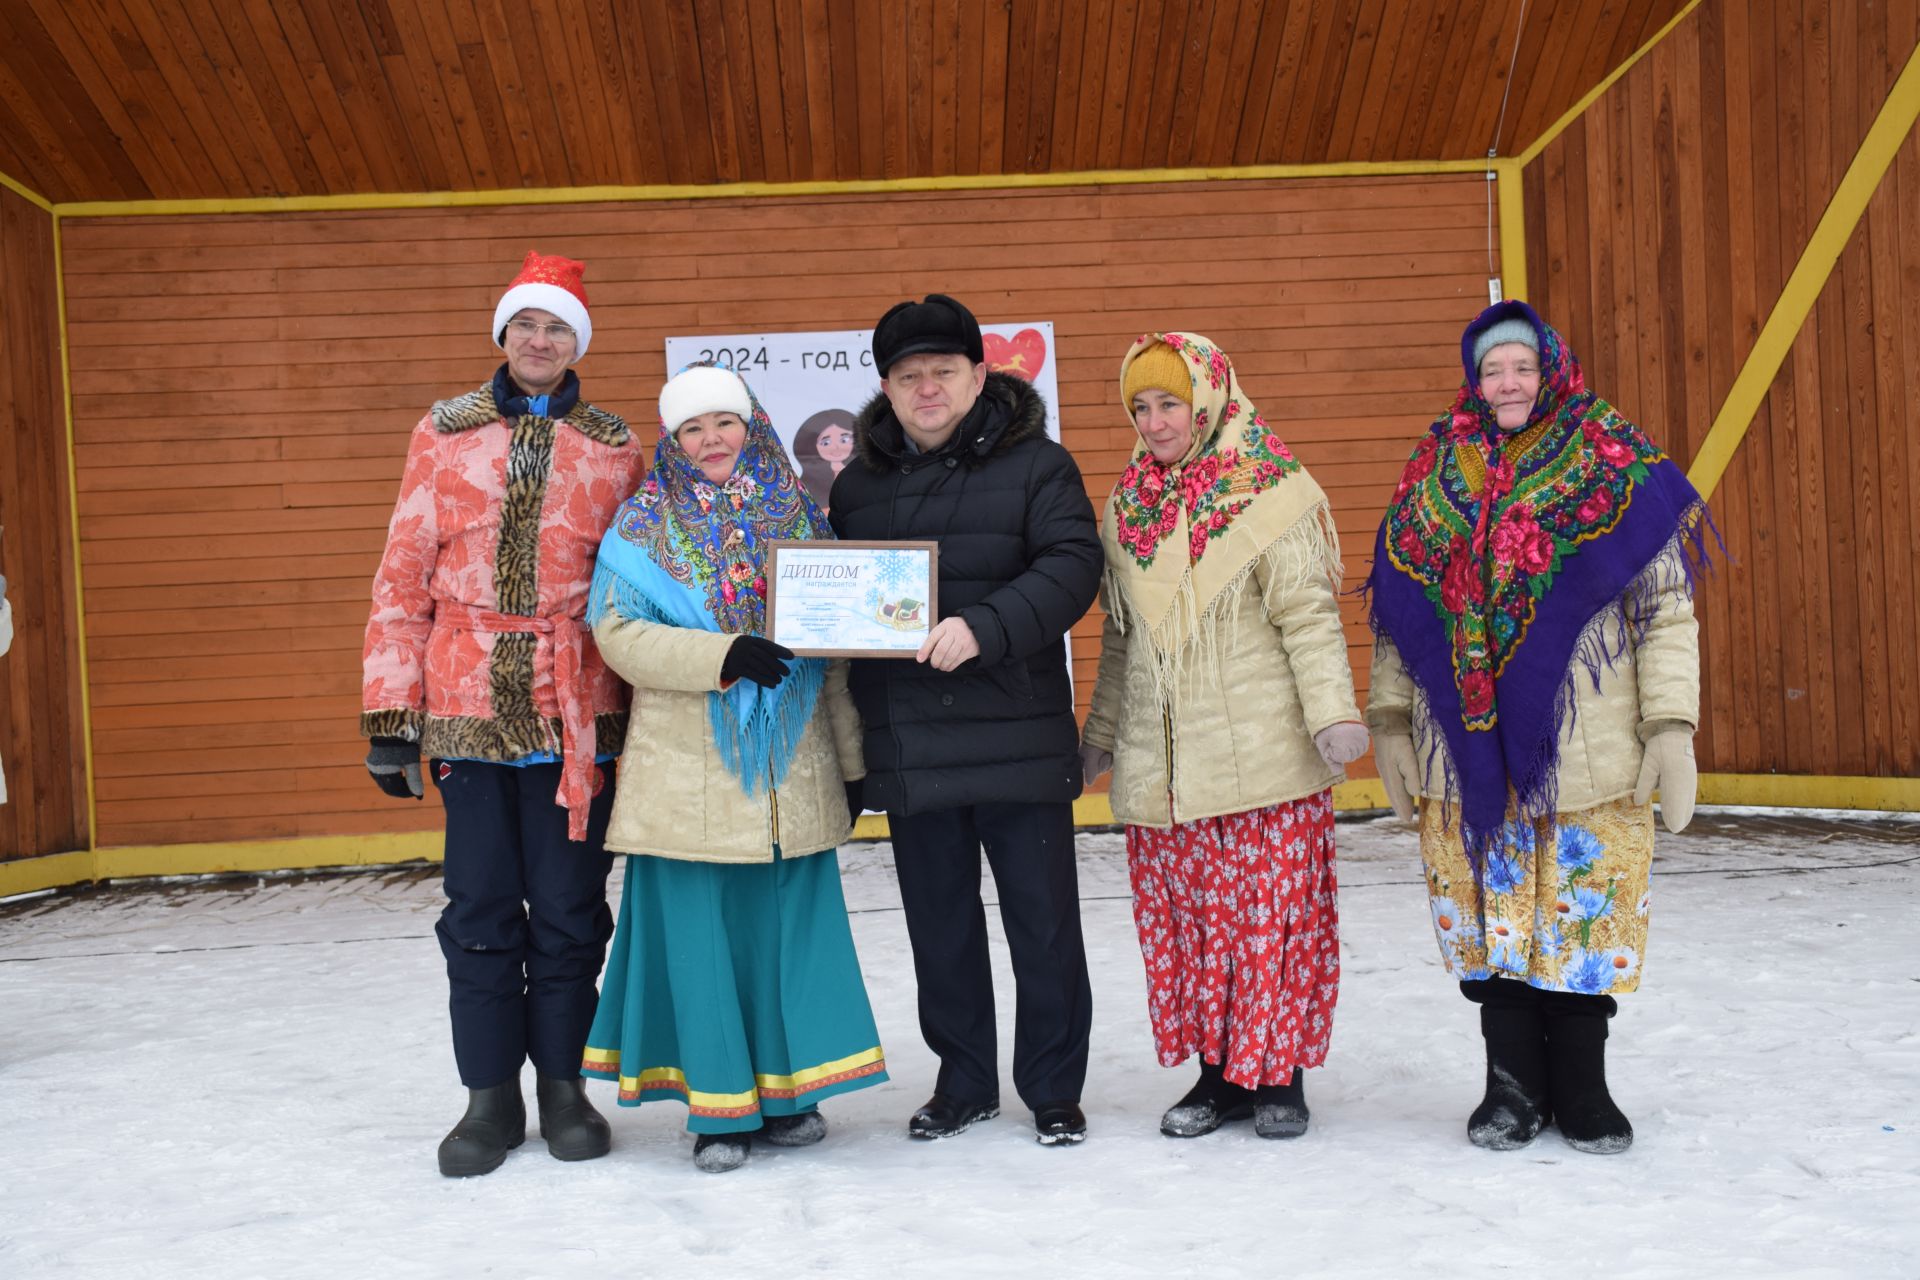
[{"xmin": 659, "ymin": 366, "xmax": 752, "ymax": 433}]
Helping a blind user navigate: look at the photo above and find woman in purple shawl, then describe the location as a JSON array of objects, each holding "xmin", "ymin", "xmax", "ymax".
[{"xmin": 1366, "ymin": 301, "xmax": 1709, "ymax": 1156}]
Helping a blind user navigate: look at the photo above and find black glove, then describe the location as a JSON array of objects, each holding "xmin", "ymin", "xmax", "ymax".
[
  {"xmin": 721, "ymin": 635, "xmax": 795, "ymax": 689},
  {"xmin": 366, "ymin": 736, "xmax": 423, "ymax": 800},
  {"xmin": 843, "ymin": 778, "xmax": 865, "ymax": 819}
]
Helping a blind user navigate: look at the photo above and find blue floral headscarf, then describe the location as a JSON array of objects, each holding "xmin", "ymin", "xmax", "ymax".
[{"xmin": 591, "ymin": 364, "xmax": 833, "ymax": 794}]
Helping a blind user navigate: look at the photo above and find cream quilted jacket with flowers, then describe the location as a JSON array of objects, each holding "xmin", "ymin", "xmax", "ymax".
[{"xmin": 360, "ymin": 385, "xmax": 644, "ymax": 760}]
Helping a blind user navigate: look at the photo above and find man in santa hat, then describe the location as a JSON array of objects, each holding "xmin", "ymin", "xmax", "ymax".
[{"xmin": 361, "ymin": 252, "xmax": 644, "ymax": 1176}]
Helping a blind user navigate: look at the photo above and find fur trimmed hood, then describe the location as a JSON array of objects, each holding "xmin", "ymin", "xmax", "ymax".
[{"xmin": 851, "ymin": 371, "xmax": 1048, "ymax": 471}]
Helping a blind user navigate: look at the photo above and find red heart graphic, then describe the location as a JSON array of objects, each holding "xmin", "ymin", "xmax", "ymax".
[{"xmin": 983, "ymin": 328, "xmax": 1048, "ymax": 381}]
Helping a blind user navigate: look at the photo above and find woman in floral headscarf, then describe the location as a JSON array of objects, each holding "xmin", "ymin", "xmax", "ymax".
[
  {"xmin": 580, "ymin": 365, "xmax": 886, "ymax": 1173},
  {"xmin": 1081, "ymin": 333, "xmax": 1366, "ymax": 1141},
  {"xmin": 1366, "ymin": 300, "xmax": 1708, "ymax": 1155}
]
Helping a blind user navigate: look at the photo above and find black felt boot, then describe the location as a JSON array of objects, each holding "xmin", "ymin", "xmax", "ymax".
[
  {"xmin": 437, "ymin": 1081, "xmax": 526, "ymax": 1177},
  {"xmin": 1545, "ymin": 1009, "xmax": 1633, "ymax": 1154},
  {"xmin": 1468, "ymin": 1003, "xmax": 1553, "ymax": 1150},
  {"xmin": 1160, "ymin": 1059, "xmax": 1255, "ymax": 1138},
  {"xmin": 1253, "ymin": 1067, "xmax": 1310, "ymax": 1140},
  {"xmin": 536, "ymin": 1074, "xmax": 611, "ymax": 1162}
]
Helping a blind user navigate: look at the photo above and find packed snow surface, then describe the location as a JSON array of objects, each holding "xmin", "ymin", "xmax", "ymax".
[{"xmin": 2, "ymin": 811, "xmax": 1915, "ymax": 1278}]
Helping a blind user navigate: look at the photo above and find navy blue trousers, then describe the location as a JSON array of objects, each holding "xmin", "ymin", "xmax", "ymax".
[
  {"xmin": 888, "ymin": 800, "xmax": 1092, "ymax": 1109},
  {"xmin": 431, "ymin": 759, "xmax": 615, "ymax": 1088}
]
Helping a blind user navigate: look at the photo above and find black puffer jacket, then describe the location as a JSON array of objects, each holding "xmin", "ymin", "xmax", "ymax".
[{"xmin": 828, "ymin": 372, "xmax": 1102, "ymax": 816}]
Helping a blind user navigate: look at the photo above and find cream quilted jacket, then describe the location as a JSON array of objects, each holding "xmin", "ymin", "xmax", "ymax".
[
  {"xmin": 1083, "ymin": 537, "xmax": 1362, "ymax": 830},
  {"xmin": 1365, "ymin": 546, "xmax": 1700, "ymax": 812},
  {"xmin": 592, "ymin": 614, "xmax": 864, "ymax": 863}
]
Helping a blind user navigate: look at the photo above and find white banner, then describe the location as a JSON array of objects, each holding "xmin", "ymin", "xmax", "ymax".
[{"xmin": 663, "ymin": 323, "xmax": 1060, "ymax": 513}]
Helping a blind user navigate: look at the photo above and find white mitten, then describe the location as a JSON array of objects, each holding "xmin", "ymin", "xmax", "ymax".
[
  {"xmin": 1374, "ymin": 733, "xmax": 1420, "ymax": 822},
  {"xmin": 1633, "ymin": 728, "xmax": 1697, "ymax": 833},
  {"xmin": 1314, "ymin": 721, "xmax": 1371, "ymax": 768},
  {"xmin": 1079, "ymin": 741, "xmax": 1114, "ymax": 788}
]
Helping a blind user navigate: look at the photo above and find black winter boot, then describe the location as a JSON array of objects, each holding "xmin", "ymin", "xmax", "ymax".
[
  {"xmin": 1468, "ymin": 1004, "xmax": 1553, "ymax": 1150},
  {"xmin": 536, "ymin": 1074, "xmax": 611, "ymax": 1162},
  {"xmin": 1253, "ymin": 1068, "xmax": 1310, "ymax": 1140},
  {"xmin": 692, "ymin": 1131, "xmax": 752, "ymax": 1173},
  {"xmin": 437, "ymin": 1081, "xmax": 526, "ymax": 1177},
  {"xmin": 1160, "ymin": 1059, "xmax": 1255, "ymax": 1138},
  {"xmin": 1544, "ymin": 1010, "xmax": 1633, "ymax": 1153}
]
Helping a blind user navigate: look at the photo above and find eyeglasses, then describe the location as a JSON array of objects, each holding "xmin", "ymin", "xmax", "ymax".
[{"xmin": 506, "ymin": 317, "xmax": 578, "ymax": 344}]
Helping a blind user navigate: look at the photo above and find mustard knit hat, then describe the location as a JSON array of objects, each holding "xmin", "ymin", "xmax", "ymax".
[{"xmin": 1122, "ymin": 341, "xmax": 1192, "ymax": 406}]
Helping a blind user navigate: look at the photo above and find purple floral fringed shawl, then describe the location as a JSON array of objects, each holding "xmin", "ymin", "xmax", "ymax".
[{"xmin": 1365, "ymin": 301, "xmax": 1712, "ymax": 863}]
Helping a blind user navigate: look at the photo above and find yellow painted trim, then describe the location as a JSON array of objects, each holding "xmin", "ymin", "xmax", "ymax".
[
  {"xmin": 1688, "ymin": 41, "xmax": 1920, "ymax": 500},
  {"xmin": 1517, "ymin": 0, "xmax": 1707, "ymax": 168},
  {"xmin": 1696, "ymin": 773, "xmax": 1920, "ymax": 811},
  {"xmin": 0, "ymin": 850, "xmax": 93, "ymax": 898},
  {"xmin": 91, "ymin": 830, "xmax": 443, "ymax": 880},
  {"xmin": 1495, "ymin": 158, "xmax": 1529, "ymax": 301},
  {"xmin": 7, "ymin": 774, "xmax": 1913, "ymax": 894},
  {"xmin": 0, "ymin": 168, "xmax": 54, "ymax": 213},
  {"xmin": 52, "ymin": 215, "xmax": 99, "ymax": 864},
  {"xmin": 49, "ymin": 159, "xmax": 1499, "ymax": 219}
]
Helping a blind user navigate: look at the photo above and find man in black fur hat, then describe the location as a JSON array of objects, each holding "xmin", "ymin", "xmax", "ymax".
[{"xmin": 829, "ymin": 294, "xmax": 1102, "ymax": 1146}]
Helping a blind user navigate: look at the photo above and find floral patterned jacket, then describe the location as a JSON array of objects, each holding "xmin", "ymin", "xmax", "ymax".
[{"xmin": 360, "ymin": 384, "xmax": 644, "ymax": 766}]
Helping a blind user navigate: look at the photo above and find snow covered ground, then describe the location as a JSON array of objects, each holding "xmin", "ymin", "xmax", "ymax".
[{"xmin": 2, "ymin": 811, "xmax": 1916, "ymax": 1279}]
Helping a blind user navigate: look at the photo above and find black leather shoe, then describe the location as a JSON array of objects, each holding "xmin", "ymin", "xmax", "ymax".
[
  {"xmin": 536, "ymin": 1074, "xmax": 612, "ymax": 1162},
  {"xmin": 907, "ymin": 1093, "xmax": 1000, "ymax": 1140},
  {"xmin": 437, "ymin": 1082, "xmax": 526, "ymax": 1177},
  {"xmin": 1033, "ymin": 1101, "xmax": 1087, "ymax": 1146}
]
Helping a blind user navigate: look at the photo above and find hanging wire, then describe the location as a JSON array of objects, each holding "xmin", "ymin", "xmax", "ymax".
[{"xmin": 1487, "ymin": 0, "xmax": 1532, "ymax": 282}]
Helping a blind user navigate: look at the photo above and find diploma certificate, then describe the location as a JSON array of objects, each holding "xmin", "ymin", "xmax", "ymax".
[{"xmin": 766, "ymin": 541, "xmax": 940, "ymax": 658}]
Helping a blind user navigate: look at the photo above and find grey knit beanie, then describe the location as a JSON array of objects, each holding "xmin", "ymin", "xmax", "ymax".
[{"xmin": 1471, "ymin": 318, "xmax": 1540, "ymax": 372}]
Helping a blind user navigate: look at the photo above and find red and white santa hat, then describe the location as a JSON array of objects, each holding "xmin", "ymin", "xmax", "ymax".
[{"xmin": 491, "ymin": 250, "xmax": 593, "ymax": 359}]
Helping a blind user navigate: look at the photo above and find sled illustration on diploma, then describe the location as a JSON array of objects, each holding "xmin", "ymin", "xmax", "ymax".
[{"xmin": 876, "ymin": 596, "xmax": 924, "ymax": 629}]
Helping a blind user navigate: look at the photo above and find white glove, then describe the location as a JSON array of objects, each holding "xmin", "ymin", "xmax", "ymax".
[
  {"xmin": 1314, "ymin": 721, "xmax": 1370, "ymax": 769},
  {"xmin": 1633, "ymin": 728, "xmax": 1697, "ymax": 833},
  {"xmin": 1079, "ymin": 741, "xmax": 1114, "ymax": 788},
  {"xmin": 1374, "ymin": 733, "xmax": 1420, "ymax": 822}
]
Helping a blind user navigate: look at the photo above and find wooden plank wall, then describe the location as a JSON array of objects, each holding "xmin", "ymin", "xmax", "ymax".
[
  {"xmin": 1523, "ymin": 0, "xmax": 1920, "ymax": 779},
  {"xmin": 60, "ymin": 175, "xmax": 1497, "ymax": 848},
  {"xmin": 0, "ymin": 187, "xmax": 89, "ymax": 859}
]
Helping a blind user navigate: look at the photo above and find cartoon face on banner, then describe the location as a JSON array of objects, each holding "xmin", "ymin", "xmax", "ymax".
[{"xmin": 664, "ymin": 324, "xmax": 1059, "ymax": 514}]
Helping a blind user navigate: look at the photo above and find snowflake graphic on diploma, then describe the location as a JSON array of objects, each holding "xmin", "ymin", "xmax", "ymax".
[{"xmin": 869, "ymin": 550, "xmax": 927, "ymax": 632}]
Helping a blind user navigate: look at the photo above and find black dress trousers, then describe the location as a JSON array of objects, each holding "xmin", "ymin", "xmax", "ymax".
[
  {"xmin": 888, "ymin": 799, "xmax": 1093, "ymax": 1109},
  {"xmin": 432, "ymin": 758, "xmax": 615, "ymax": 1088}
]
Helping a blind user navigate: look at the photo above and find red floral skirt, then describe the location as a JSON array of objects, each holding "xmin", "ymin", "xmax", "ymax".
[{"xmin": 1126, "ymin": 790, "xmax": 1339, "ymax": 1088}]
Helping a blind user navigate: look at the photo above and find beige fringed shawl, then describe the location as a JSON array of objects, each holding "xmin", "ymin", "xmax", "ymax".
[{"xmin": 1102, "ymin": 332, "xmax": 1343, "ymax": 701}]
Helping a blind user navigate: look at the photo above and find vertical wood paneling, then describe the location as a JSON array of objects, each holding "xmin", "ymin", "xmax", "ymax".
[
  {"xmin": 0, "ymin": 189, "xmax": 89, "ymax": 859},
  {"xmin": 1527, "ymin": 0, "xmax": 1920, "ymax": 780},
  {"xmin": 60, "ymin": 173, "xmax": 1492, "ymax": 845}
]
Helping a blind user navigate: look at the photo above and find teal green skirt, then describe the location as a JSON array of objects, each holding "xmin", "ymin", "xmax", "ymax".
[{"xmin": 582, "ymin": 846, "xmax": 888, "ymax": 1134}]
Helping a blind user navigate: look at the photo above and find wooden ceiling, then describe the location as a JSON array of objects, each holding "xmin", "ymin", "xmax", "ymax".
[{"xmin": 0, "ymin": 0, "xmax": 1690, "ymax": 205}]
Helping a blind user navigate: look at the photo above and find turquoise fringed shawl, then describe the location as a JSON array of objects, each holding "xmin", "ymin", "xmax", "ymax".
[{"xmin": 591, "ymin": 366, "xmax": 834, "ymax": 795}]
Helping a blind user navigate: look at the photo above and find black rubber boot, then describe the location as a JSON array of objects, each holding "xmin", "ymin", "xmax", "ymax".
[
  {"xmin": 437, "ymin": 1081, "xmax": 526, "ymax": 1177},
  {"xmin": 1253, "ymin": 1067, "xmax": 1310, "ymax": 1140},
  {"xmin": 1545, "ymin": 1011, "xmax": 1633, "ymax": 1154},
  {"xmin": 1468, "ymin": 1004, "xmax": 1553, "ymax": 1150},
  {"xmin": 1160, "ymin": 1059, "xmax": 1255, "ymax": 1138},
  {"xmin": 536, "ymin": 1074, "xmax": 611, "ymax": 1162}
]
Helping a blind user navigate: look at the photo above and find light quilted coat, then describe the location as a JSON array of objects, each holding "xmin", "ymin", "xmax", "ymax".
[
  {"xmin": 592, "ymin": 614, "xmax": 864, "ymax": 863},
  {"xmin": 1083, "ymin": 514, "xmax": 1362, "ymax": 830},
  {"xmin": 1365, "ymin": 545, "xmax": 1701, "ymax": 812}
]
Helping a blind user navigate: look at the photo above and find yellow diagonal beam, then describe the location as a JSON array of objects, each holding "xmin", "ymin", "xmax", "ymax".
[{"xmin": 1688, "ymin": 41, "xmax": 1920, "ymax": 499}]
